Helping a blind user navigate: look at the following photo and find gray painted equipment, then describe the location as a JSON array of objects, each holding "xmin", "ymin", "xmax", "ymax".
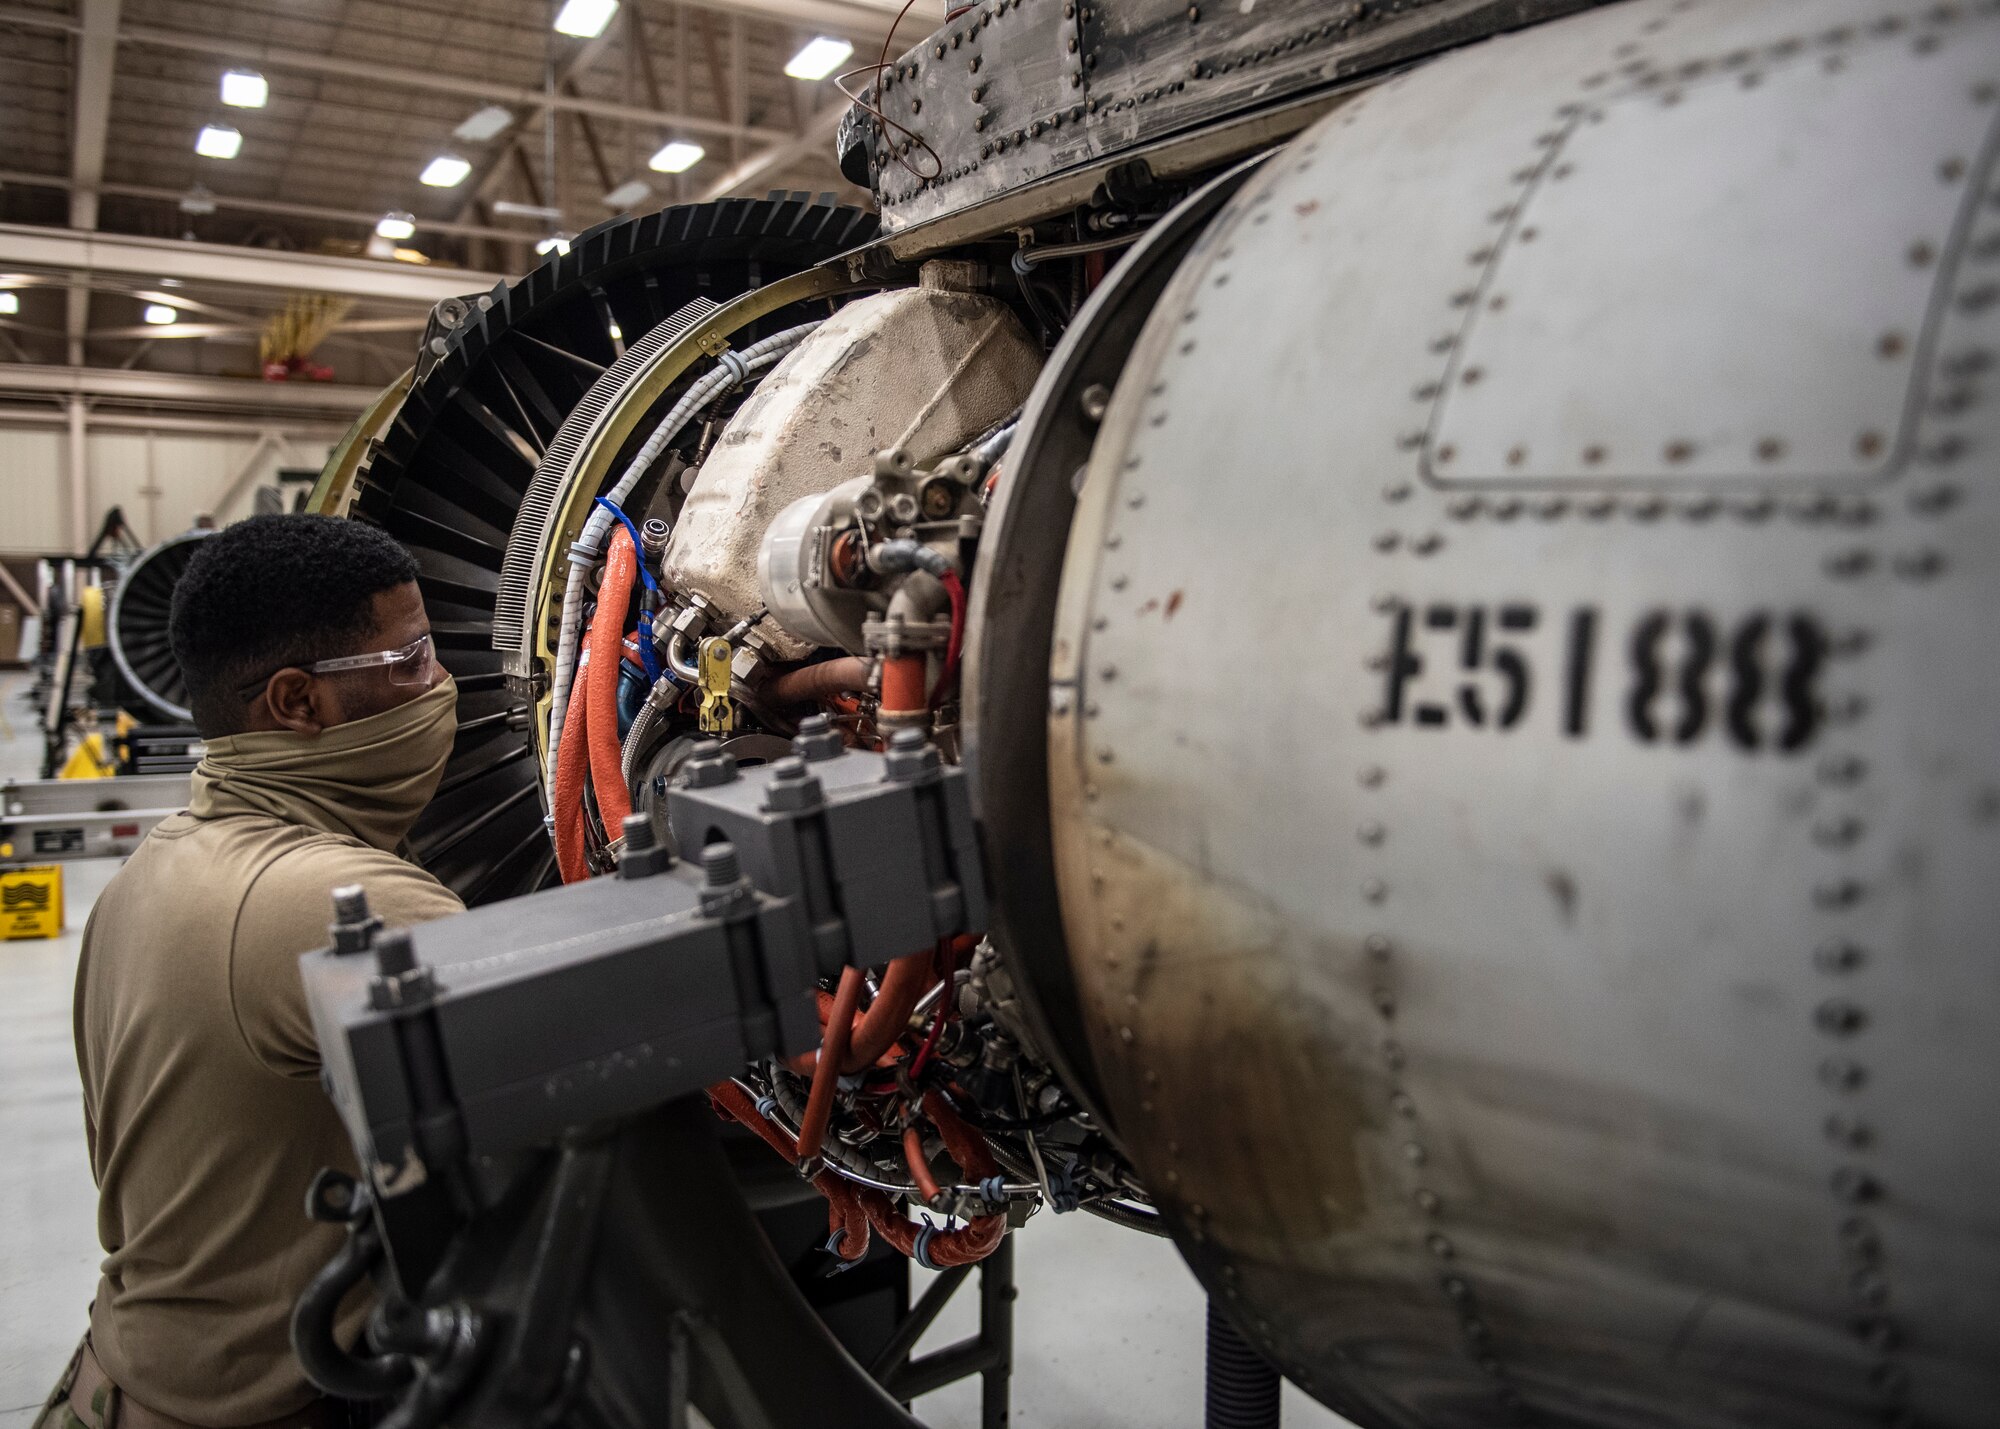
[{"xmin": 1, "ymin": 774, "xmax": 189, "ymax": 863}]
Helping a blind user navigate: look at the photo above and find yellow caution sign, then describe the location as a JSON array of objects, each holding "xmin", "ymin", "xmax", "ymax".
[
  {"xmin": 1, "ymin": 865, "xmax": 64, "ymax": 940},
  {"xmin": 697, "ymin": 637, "xmax": 735, "ymax": 735}
]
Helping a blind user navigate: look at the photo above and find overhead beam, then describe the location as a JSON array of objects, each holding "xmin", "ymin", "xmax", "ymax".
[
  {"xmin": 562, "ymin": 79, "xmax": 618, "ymax": 195},
  {"xmin": 459, "ymin": 26, "xmax": 618, "ymax": 228},
  {"xmin": 0, "ymin": 9, "xmax": 797, "ymax": 145},
  {"xmin": 67, "ymin": 0, "xmax": 122, "ymax": 367},
  {"xmin": 699, "ymin": 100, "xmax": 848, "ymax": 201},
  {"xmin": 0, "ymin": 404, "xmax": 349, "ymax": 439},
  {"xmin": 0, "ymin": 363, "xmax": 382, "ymax": 414},
  {"xmin": 66, "ymin": 0, "xmax": 119, "ymax": 233},
  {"xmin": 92, "ymin": 316, "xmax": 428, "ymax": 342},
  {"xmin": 0, "ymin": 169, "xmax": 543, "ymax": 252},
  {"xmin": 0, "ymin": 223, "xmax": 504, "ymax": 304},
  {"xmin": 678, "ymin": 0, "xmax": 907, "ymax": 43}
]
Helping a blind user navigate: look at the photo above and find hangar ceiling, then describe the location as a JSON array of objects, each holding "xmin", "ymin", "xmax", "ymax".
[{"xmin": 0, "ymin": 0, "xmax": 894, "ymax": 414}]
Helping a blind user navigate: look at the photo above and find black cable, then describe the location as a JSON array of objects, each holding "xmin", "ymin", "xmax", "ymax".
[
  {"xmin": 938, "ymin": 1083, "xmax": 1076, "ymax": 1132},
  {"xmin": 1206, "ymin": 1300, "xmax": 1282, "ymax": 1429},
  {"xmin": 1013, "ymin": 264, "xmax": 1061, "ymax": 342},
  {"xmin": 1081, "ymin": 1198, "xmax": 1168, "ymax": 1236}
]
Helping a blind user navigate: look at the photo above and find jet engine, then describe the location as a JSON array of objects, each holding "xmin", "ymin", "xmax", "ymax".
[{"xmin": 297, "ymin": 1, "xmax": 2000, "ymax": 1426}]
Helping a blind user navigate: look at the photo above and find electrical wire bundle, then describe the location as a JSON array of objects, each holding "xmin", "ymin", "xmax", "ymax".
[
  {"xmin": 710, "ymin": 934, "xmax": 1165, "ymax": 1272},
  {"xmin": 546, "ymin": 325, "xmax": 821, "ymax": 881},
  {"xmin": 711, "ymin": 936, "xmax": 1029, "ymax": 1271}
]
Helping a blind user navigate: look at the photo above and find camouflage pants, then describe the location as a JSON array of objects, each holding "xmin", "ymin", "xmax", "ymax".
[{"xmin": 30, "ymin": 1338, "xmax": 115, "ymax": 1429}]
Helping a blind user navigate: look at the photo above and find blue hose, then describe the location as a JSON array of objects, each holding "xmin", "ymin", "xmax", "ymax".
[{"xmin": 592, "ymin": 496, "xmax": 662, "ymax": 683}]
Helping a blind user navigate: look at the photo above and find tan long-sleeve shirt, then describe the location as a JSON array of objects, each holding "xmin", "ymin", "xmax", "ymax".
[{"xmin": 73, "ymin": 693, "xmax": 463, "ymax": 1425}]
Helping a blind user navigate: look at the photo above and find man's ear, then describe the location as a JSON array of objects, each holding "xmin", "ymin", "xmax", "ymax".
[{"xmin": 261, "ymin": 669, "xmax": 326, "ymax": 735}]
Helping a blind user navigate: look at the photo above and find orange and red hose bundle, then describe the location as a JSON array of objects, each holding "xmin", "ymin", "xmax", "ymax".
[
  {"xmin": 711, "ymin": 935, "xmax": 1005, "ymax": 1270},
  {"xmin": 551, "ymin": 524, "xmax": 640, "ymax": 884}
]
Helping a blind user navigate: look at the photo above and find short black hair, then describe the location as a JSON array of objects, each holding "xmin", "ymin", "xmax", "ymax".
[{"xmin": 168, "ymin": 514, "xmax": 421, "ymax": 736}]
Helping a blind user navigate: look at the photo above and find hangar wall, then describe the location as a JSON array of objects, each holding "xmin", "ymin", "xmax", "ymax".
[{"xmin": 0, "ymin": 427, "xmax": 334, "ymax": 554}]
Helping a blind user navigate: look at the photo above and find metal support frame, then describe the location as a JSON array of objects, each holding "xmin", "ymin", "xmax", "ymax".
[
  {"xmin": 0, "ymin": 405, "xmax": 348, "ymax": 440},
  {"xmin": 0, "ymin": 169, "xmax": 554, "ymax": 249},
  {"xmin": 66, "ymin": 0, "xmax": 121, "ymax": 369},
  {"xmin": 699, "ymin": 101, "xmax": 849, "ymax": 200},
  {"xmin": 0, "ymin": 365, "xmax": 383, "ymax": 415},
  {"xmin": 207, "ymin": 429, "xmax": 284, "ymax": 515},
  {"xmin": 870, "ymin": 1237, "xmax": 1017, "ymax": 1428},
  {"xmin": 2, "ymin": 774, "xmax": 190, "ymax": 864},
  {"xmin": 0, "ymin": 7, "xmax": 797, "ymax": 145},
  {"xmin": 0, "ymin": 223, "xmax": 502, "ymax": 304},
  {"xmin": 65, "ymin": 395, "xmax": 89, "ymax": 555}
]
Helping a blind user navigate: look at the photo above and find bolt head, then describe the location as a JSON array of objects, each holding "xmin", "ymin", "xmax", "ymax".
[{"xmin": 683, "ymin": 749, "xmax": 739, "ymax": 788}]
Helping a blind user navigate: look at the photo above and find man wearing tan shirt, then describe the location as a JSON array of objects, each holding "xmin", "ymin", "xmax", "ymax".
[{"xmin": 40, "ymin": 515, "xmax": 466, "ymax": 1429}]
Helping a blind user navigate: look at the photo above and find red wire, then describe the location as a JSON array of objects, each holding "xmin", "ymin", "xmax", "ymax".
[
  {"xmin": 929, "ymin": 570, "xmax": 966, "ymax": 707},
  {"xmin": 798, "ymin": 967, "xmax": 865, "ymax": 1161},
  {"xmin": 831, "ymin": 0, "xmax": 944, "ymax": 183},
  {"xmin": 908, "ymin": 940, "xmax": 954, "ymax": 1078}
]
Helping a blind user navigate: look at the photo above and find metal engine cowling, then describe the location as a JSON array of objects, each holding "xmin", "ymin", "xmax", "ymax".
[{"xmin": 1037, "ymin": 1, "xmax": 2000, "ymax": 1425}]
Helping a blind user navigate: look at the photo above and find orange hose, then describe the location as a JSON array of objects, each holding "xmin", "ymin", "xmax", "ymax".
[
  {"xmin": 923, "ymin": 1086, "xmax": 998, "ymax": 1180},
  {"xmin": 711, "ymin": 997, "xmax": 1009, "ymax": 1270},
  {"xmin": 552, "ymin": 631, "xmax": 594, "ymax": 884},
  {"xmin": 797, "ymin": 967, "xmax": 865, "ymax": 1162},
  {"xmin": 861, "ymin": 1194, "xmax": 1005, "ymax": 1268},
  {"xmin": 903, "ymin": 1125, "xmax": 941, "ymax": 1205},
  {"xmin": 709, "ymin": 1081, "xmax": 872, "ymax": 1261},
  {"xmin": 767, "ymin": 655, "xmax": 871, "ymax": 706},
  {"xmin": 842, "ymin": 952, "xmax": 935, "ymax": 1075},
  {"xmin": 880, "ymin": 652, "xmax": 927, "ymax": 720},
  {"xmin": 586, "ymin": 526, "xmax": 638, "ymax": 835},
  {"xmin": 859, "ymin": 1090, "xmax": 1007, "ymax": 1267}
]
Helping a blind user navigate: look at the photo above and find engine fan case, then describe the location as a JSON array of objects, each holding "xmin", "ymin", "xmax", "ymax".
[
  {"xmin": 1045, "ymin": 1, "xmax": 2000, "ymax": 1426},
  {"xmin": 665, "ymin": 280, "xmax": 1040, "ymax": 657},
  {"xmin": 109, "ymin": 529, "xmax": 211, "ymax": 722}
]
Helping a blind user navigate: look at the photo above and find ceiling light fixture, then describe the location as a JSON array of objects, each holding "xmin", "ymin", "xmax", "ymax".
[
  {"xmin": 220, "ymin": 69, "xmax": 268, "ymax": 108},
  {"xmin": 608, "ymin": 322, "xmax": 623, "ymax": 341},
  {"xmin": 784, "ymin": 36, "xmax": 854, "ymax": 81},
  {"xmin": 0, "ymin": 292, "xmax": 18, "ymax": 316},
  {"xmin": 601, "ymin": 179, "xmax": 652, "ymax": 209},
  {"xmin": 142, "ymin": 303, "xmax": 178, "ymax": 326},
  {"xmin": 195, "ymin": 124, "xmax": 242, "ymax": 159},
  {"xmin": 554, "ymin": 0, "xmax": 618, "ymax": 38},
  {"xmin": 177, "ymin": 185, "xmax": 216, "ymax": 215},
  {"xmin": 647, "ymin": 140, "xmax": 704, "ymax": 174},
  {"xmin": 492, "ymin": 199, "xmax": 565, "ymax": 220},
  {"xmin": 376, "ymin": 211, "xmax": 417, "ymax": 240},
  {"xmin": 420, "ymin": 154, "xmax": 472, "ymax": 187},
  {"xmin": 535, "ymin": 233, "xmax": 572, "ymax": 256},
  {"xmin": 454, "ymin": 105, "xmax": 514, "ymax": 142}
]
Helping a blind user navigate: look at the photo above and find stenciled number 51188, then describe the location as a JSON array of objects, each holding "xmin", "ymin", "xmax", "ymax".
[{"xmin": 1372, "ymin": 601, "xmax": 1830, "ymax": 753}]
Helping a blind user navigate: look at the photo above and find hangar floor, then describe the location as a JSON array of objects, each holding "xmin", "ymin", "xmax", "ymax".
[{"xmin": 0, "ymin": 675, "xmax": 1345, "ymax": 1428}]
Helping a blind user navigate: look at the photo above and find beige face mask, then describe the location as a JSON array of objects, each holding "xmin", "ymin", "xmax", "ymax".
[{"xmin": 189, "ymin": 675, "xmax": 459, "ymax": 852}]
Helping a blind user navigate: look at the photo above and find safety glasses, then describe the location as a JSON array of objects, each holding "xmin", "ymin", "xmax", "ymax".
[
  {"xmin": 306, "ymin": 632, "xmax": 438, "ymax": 686},
  {"xmin": 239, "ymin": 632, "xmax": 437, "ymax": 698}
]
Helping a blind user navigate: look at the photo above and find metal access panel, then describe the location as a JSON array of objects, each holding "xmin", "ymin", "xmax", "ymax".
[
  {"xmin": 852, "ymin": 0, "xmax": 1605, "ymax": 235},
  {"xmin": 1044, "ymin": 1, "xmax": 2000, "ymax": 1425}
]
